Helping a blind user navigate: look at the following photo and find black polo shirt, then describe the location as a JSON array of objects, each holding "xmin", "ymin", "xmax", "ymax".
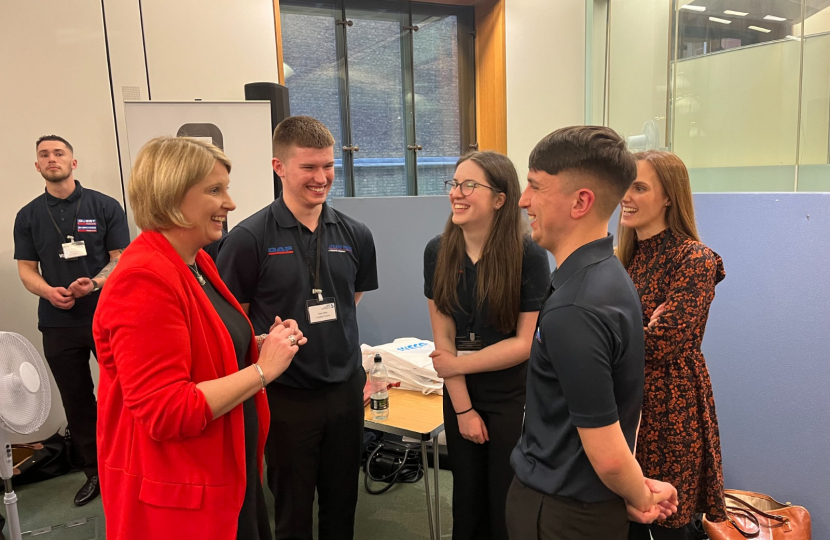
[
  {"xmin": 217, "ymin": 197, "xmax": 378, "ymax": 389},
  {"xmin": 13, "ymin": 181, "xmax": 131, "ymax": 328},
  {"xmin": 510, "ymin": 235, "xmax": 644, "ymax": 503},
  {"xmin": 423, "ymin": 235, "xmax": 551, "ymax": 396}
]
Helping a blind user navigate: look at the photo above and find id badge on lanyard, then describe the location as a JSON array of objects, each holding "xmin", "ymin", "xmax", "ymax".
[
  {"xmin": 294, "ymin": 212, "xmax": 338, "ymax": 324},
  {"xmin": 45, "ymin": 193, "xmax": 86, "ymax": 260},
  {"xmin": 61, "ymin": 236, "xmax": 87, "ymax": 260},
  {"xmin": 455, "ymin": 333, "xmax": 483, "ymax": 357}
]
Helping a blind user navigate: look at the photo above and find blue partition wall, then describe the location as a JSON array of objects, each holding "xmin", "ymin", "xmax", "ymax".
[{"xmin": 333, "ymin": 193, "xmax": 830, "ymax": 538}]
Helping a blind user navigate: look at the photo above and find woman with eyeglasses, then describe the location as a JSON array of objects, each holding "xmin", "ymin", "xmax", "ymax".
[{"xmin": 424, "ymin": 151, "xmax": 550, "ymax": 540}]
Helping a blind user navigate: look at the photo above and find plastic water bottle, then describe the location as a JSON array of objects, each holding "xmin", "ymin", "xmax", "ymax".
[{"xmin": 370, "ymin": 353, "xmax": 389, "ymax": 421}]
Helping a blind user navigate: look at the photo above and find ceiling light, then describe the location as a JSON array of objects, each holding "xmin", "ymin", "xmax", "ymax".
[
  {"xmin": 724, "ymin": 10, "xmax": 748, "ymax": 16},
  {"xmin": 748, "ymin": 25, "xmax": 772, "ymax": 33},
  {"xmin": 680, "ymin": 4, "xmax": 706, "ymax": 12},
  {"xmin": 764, "ymin": 15, "xmax": 787, "ymax": 21},
  {"xmin": 709, "ymin": 17, "xmax": 731, "ymax": 24}
]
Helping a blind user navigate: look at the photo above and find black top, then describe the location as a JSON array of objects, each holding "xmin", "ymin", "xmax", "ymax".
[
  {"xmin": 510, "ymin": 235, "xmax": 644, "ymax": 503},
  {"xmin": 217, "ymin": 197, "xmax": 378, "ymax": 389},
  {"xmin": 13, "ymin": 181, "xmax": 131, "ymax": 327},
  {"xmin": 197, "ymin": 269, "xmax": 271, "ymax": 540},
  {"xmin": 423, "ymin": 235, "xmax": 551, "ymax": 399}
]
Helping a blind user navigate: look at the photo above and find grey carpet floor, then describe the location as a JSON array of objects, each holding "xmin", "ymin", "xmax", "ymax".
[{"xmin": 3, "ymin": 467, "xmax": 453, "ymax": 539}]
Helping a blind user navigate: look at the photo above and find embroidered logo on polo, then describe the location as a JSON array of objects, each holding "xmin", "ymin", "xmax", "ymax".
[
  {"xmin": 77, "ymin": 219, "xmax": 97, "ymax": 233},
  {"xmin": 268, "ymin": 246, "xmax": 294, "ymax": 255},
  {"xmin": 328, "ymin": 244, "xmax": 353, "ymax": 253}
]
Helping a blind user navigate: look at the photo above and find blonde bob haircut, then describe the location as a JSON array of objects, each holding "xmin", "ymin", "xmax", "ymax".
[{"xmin": 129, "ymin": 136, "xmax": 231, "ymax": 231}]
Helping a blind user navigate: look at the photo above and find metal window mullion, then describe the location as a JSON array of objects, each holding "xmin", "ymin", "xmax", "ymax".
[
  {"xmin": 335, "ymin": 0, "xmax": 356, "ymax": 197},
  {"xmin": 457, "ymin": 9, "xmax": 476, "ymax": 151},
  {"xmin": 401, "ymin": 7, "xmax": 418, "ymax": 196}
]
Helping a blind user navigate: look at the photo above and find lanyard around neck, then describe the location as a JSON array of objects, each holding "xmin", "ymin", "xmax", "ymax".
[
  {"xmin": 43, "ymin": 190, "xmax": 83, "ymax": 242},
  {"xmin": 291, "ymin": 211, "xmax": 324, "ymax": 300}
]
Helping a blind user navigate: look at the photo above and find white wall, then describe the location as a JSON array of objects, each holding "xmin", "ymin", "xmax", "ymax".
[
  {"xmin": 505, "ymin": 0, "xmax": 586, "ymax": 181},
  {"xmin": 1, "ymin": 0, "xmax": 279, "ymax": 442},
  {"xmin": 140, "ymin": 0, "xmax": 279, "ymax": 100}
]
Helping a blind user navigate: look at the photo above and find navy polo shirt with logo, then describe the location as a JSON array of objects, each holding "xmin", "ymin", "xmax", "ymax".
[
  {"xmin": 510, "ymin": 235, "xmax": 644, "ymax": 503},
  {"xmin": 217, "ymin": 197, "xmax": 378, "ymax": 389},
  {"xmin": 13, "ymin": 181, "xmax": 131, "ymax": 328}
]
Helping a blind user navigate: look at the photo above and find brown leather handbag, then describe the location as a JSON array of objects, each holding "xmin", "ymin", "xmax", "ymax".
[{"xmin": 703, "ymin": 490, "xmax": 811, "ymax": 540}]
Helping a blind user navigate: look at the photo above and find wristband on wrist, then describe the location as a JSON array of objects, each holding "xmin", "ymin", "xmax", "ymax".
[
  {"xmin": 455, "ymin": 406, "xmax": 474, "ymax": 415},
  {"xmin": 91, "ymin": 279, "xmax": 101, "ymax": 292},
  {"xmin": 252, "ymin": 364, "xmax": 267, "ymax": 390}
]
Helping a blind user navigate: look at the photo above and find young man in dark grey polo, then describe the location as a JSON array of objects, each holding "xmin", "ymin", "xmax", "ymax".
[
  {"xmin": 217, "ymin": 116, "xmax": 378, "ymax": 540},
  {"xmin": 13, "ymin": 135, "xmax": 130, "ymax": 507},
  {"xmin": 506, "ymin": 126, "xmax": 677, "ymax": 540}
]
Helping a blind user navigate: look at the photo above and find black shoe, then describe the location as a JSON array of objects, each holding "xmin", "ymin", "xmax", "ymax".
[{"xmin": 74, "ymin": 475, "xmax": 100, "ymax": 506}]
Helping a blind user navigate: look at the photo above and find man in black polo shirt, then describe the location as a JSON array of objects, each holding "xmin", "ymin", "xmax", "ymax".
[
  {"xmin": 506, "ymin": 127, "xmax": 677, "ymax": 540},
  {"xmin": 217, "ymin": 116, "xmax": 378, "ymax": 540},
  {"xmin": 13, "ymin": 135, "xmax": 130, "ymax": 506}
]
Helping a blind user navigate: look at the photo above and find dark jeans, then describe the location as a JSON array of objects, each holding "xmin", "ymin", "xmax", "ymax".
[
  {"xmin": 506, "ymin": 476, "xmax": 629, "ymax": 540},
  {"xmin": 40, "ymin": 325, "xmax": 98, "ymax": 478},
  {"xmin": 628, "ymin": 521, "xmax": 699, "ymax": 540},
  {"xmin": 264, "ymin": 367, "xmax": 366, "ymax": 540}
]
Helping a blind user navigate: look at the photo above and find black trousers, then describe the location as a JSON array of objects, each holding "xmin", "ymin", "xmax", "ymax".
[
  {"xmin": 628, "ymin": 522, "xmax": 699, "ymax": 540},
  {"xmin": 443, "ymin": 386, "xmax": 525, "ymax": 540},
  {"xmin": 506, "ymin": 477, "xmax": 629, "ymax": 540},
  {"xmin": 40, "ymin": 325, "xmax": 98, "ymax": 478},
  {"xmin": 264, "ymin": 367, "xmax": 366, "ymax": 540}
]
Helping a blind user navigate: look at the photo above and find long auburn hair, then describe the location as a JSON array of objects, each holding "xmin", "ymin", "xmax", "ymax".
[
  {"xmin": 432, "ymin": 151, "xmax": 528, "ymax": 334},
  {"xmin": 617, "ymin": 151, "xmax": 700, "ymax": 268}
]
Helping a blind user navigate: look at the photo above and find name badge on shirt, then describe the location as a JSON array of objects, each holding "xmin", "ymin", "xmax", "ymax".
[
  {"xmin": 60, "ymin": 237, "xmax": 87, "ymax": 260},
  {"xmin": 306, "ymin": 297, "xmax": 337, "ymax": 324},
  {"xmin": 455, "ymin": 334, "xmax": 483, "ymax": 355}
]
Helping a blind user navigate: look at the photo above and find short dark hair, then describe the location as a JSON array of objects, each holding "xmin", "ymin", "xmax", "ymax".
[
  {"xmin": 528, "ymin": 126, "xmax": 636, "ymax": 216},
  {"xmin": 272, "ymin": 116, "xmax": 334, "ymax": 159},
  {"xmin": 36, "ymin": 135, "xmax": 74, "ymax": 154}
]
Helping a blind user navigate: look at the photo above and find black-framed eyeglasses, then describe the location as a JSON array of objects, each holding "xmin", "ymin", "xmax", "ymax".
[{"xmin": 443, "ymin": 180, "xmax": 502, "ymax": 196}]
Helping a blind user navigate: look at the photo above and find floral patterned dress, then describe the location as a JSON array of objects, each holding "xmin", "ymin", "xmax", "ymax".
[{"xmin": 626, "ymin": 228, "xmax": 727, "ymax": 527}]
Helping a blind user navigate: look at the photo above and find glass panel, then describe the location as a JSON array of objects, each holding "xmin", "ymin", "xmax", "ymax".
[
  {"xmin": 412, "ymin": 13, "xmax": 461, "ymax": 195},
  {"xmin": 670, "ymin": 0, "xmax": 800, "ymax": 191},
  {"xmin": 607, "ymin": 0, "xmax": 670, "ymax": 151},
  {"xmin": 346, "ymin": 8, "xmax": 408, "ymax": 197},
  {"xmin": 797, "ymin": 0, "xmax": 830, "ymax": 191},
  {"xmin": 280, "ymin": 4, "xmax": 346, "ymax": 198}
]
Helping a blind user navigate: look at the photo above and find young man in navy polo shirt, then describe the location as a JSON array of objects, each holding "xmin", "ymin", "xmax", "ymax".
[
  {"xmin": 506, "ymin": 126, "xmax": 677, "ymax": 540},
  {"xmin": 13, "ymin": 135, "xmax": 130, "ymax": 506},
  {"xmin": 217, "ymin": 116, "xmax": 378, "ymax": 540}
]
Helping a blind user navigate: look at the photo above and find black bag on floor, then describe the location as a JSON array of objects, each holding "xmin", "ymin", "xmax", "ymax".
[
  {"xmin": 363, "ymin": 439, "xmax": 423, "ymax": 494},
  {"xmin": 12, "ymin": 431, "xmax": 72, "ymax": 485}
]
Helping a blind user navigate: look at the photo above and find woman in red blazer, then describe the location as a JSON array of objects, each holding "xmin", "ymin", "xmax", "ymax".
[{"xmin": 94, "ymin": 137, "xmax": 305, "ymax": 540}]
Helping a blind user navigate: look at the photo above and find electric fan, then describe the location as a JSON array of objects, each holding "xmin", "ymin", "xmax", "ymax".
[
  {"xmin": 627, "ymin": 120, "xmax": 661, "ymax": 151},
  {"xmin": 0, "ymin": 332, "xmax": 52, "ymax": 540}
]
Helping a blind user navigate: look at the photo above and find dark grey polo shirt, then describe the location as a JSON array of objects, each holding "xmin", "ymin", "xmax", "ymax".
[
  {"xmin": 216, "ymin": 197, "xmax": 378, "ymax": 389},
  {"xmin": 13, "ymin": 181, "xmax": 131, "ymax": 327},
  {"xmin": 510, "ymin": 234, "xmax": 644, "ymax": 503}
]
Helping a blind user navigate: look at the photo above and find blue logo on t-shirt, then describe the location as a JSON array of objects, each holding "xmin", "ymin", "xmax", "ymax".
[
  {"xmin": 328, "ymin": 244, "xmax": 353, "ymax": 253},
  {"xmin": 535, "ymin": 328, "xmax": 542, "ymax": 343},
  {"xmin": 268, "ymin": 246, "xmax": 293, "ymax": 255}
]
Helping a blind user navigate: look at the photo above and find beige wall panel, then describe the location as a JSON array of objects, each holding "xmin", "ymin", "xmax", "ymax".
[
  {"xmin": 505, "ymin": 0, "xmax": 586, "ymax": 183},
  {"xmin": 140, "ymin": 0, "xmax": 279, "ymax": 100}
]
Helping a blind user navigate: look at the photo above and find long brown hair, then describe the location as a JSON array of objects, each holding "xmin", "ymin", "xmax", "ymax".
[
  {"xmin": 432, "ymin": 151, "xmax": 527, "ymax": 334},
  {"xmin": 617, "ymin": 151, "xmax": 700, "ymax": 268}
]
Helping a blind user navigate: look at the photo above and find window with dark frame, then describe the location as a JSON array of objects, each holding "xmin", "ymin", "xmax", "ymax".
[{"xmin": 280, "ymin": 0, "xmax": 476, "ymax": 198}]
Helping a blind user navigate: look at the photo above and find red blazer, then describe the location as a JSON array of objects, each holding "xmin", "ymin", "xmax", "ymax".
[{"xmin": 93, "ymin": 230, "xmax": 269, "ymax": 540}]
